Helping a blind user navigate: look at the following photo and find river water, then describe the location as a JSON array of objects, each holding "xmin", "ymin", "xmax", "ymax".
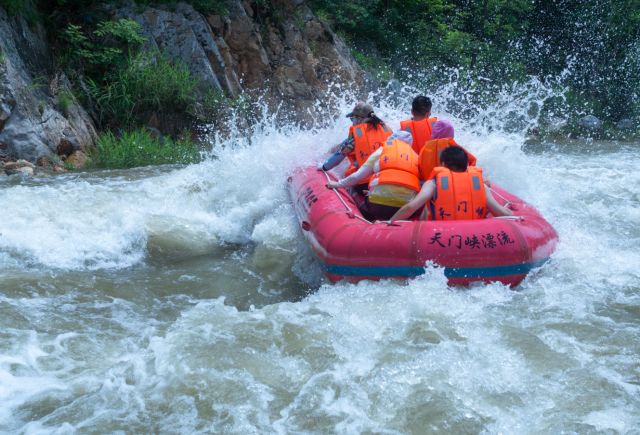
[{"xmin": 1, "ymin": 94, "xmax": 639, "ymax": 433}]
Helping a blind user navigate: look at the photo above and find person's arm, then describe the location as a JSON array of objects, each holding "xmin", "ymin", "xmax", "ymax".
[
  {"xmin": 326, "ymin": 147, "xmax": 381, "ymax": 188},
  {"xmin": 326, "ymin": 166, "xmax": 374, "ymax": 189},
  {"xmin": 486, "ymin": 186, "xmax": 513, "ymax": 217},
  {"xmin": 329, "ymin": 134, "xmax": 354, "ymax": 154},
  {"xmin": 389, "ymin": 180, "xmax": 436, "ymax": 222}
]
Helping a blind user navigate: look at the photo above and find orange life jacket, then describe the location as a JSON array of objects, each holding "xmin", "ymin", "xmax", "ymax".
[
  {"xmin": 368, "ymin": 140, "xmax": 420, "ymax": 192},
  {"xmin": 345, "ymin": 123, "xmax": 391, "ymax": 179},
  {"xmin": 418, "ymin": 138, "xmax": 477, "ymax": 181},
  {"xmin": 429, "ymin": 166, "xmax": 487, "ymax": 221},
  {"xmin": 400, "ymin": 117, "xmax": 438, "ymax": 153}
]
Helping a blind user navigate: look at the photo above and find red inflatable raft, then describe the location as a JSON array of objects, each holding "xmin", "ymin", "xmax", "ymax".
[{"xmin": 288, "ymin": 166, "xmax": 558, "ymax": 287}]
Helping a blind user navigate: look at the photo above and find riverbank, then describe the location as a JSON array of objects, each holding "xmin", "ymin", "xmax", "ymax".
[
  {"xmin": 2, "ymin": 1, "xmax": 638, "ymax": 172},
  {"xmin": 0, "ymin": 0, "xmax": 364, "ymax": 168}
]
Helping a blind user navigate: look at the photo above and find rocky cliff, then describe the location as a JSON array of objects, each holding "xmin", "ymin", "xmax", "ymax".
[
  {"xmin": 0, "ymin": 0, "xmax": 365, "ymax": 166},
  {"xmin": 114, "ymin": 0, "xmax": 364, "ymax": 119},
  {"xmin": 0, "ymin": 8, "xmax": 96, "ymax": 165}
]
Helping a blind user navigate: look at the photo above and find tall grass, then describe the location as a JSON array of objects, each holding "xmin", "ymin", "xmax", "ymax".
[
  {"xmin": 87, "ymin": 52, "xmax": 197, "ymax": 129},
  {"xmin": 89, "ymin": 129, "xmax": 203, "ymax": 169}
]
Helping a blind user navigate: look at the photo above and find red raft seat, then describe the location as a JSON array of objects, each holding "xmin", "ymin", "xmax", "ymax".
[{"xmin": 288, "ymin": 166, "xmax": 558, "ymax": 287}]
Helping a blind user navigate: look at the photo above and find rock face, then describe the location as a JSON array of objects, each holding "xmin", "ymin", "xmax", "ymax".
[
  {"xmin": 114, "ymin": 0, "xmax": 364, "ymax": 123},
  {"xmin": 0, "ymin": 1, "xmax": 364, "ymax": 161},
  {"xmin": 0, "ymin": 8, "xmax": 97, "ymax": 163},
  {"xmin": 113, "ymin": 2, "xmax": 242, "ymax": 97},
  {"xmin": 211, "ymin": 0, "xmax": 364, "ymax": 118}
]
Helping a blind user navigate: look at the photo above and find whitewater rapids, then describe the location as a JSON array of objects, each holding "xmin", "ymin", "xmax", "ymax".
[{"xmin": 1, "ymin": 94, "xmax": 639, "ymax": 433}]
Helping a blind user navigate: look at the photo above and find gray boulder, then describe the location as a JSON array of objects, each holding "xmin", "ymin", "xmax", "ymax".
[
  {"xmin": 616, "ymin": 118, "xmax": 635, "ymax": 130},
  {"xmin": 578, "ymin": 115, "xmax": 603, "ymax": 130},
  {"xmin": 0, "ymin": 8, "xmax": 96, "ymax": 163}
]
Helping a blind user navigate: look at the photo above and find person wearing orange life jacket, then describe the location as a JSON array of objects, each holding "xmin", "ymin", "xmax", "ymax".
[
  {"xmin": 418, "ymin": 119, "xmax": 477, "ymax": 180},
  {"xmin": 400, "ymin": 95, "xmax": 439, "ymax": 153},
  {"xmin": 389, "ymin": 146, "xmax": 512, "ymax": 223},
  {"xmin": 319, "ymin": 101, "xmax": 391, "ymax": 195},
  {"xmin": 326, "ymin": 131, "xmax": 420, "ymax": 221}
]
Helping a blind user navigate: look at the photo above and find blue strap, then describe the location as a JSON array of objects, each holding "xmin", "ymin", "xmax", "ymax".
[
  {"xmin": 472, "ymin": 175, "xmax": 481, "ymax": 190},
  {"xmin": 440, "ymin": 176, "xmax": 449, "ymax": 190}
]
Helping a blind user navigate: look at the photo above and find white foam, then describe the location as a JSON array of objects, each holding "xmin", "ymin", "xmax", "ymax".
[{"xmin": 1, "ymin": 81, "xmax": 639, "ymax": 433}]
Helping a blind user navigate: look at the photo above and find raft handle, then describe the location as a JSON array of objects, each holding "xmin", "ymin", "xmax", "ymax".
[{"xmin": 301, "ymin": 221, "xmax": 311, "ymax": 231}]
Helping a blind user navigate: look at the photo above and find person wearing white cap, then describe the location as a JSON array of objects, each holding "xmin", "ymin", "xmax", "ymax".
[{"xmin": 326, "ymin": 130, "xmax": 421, "ymax": 221}]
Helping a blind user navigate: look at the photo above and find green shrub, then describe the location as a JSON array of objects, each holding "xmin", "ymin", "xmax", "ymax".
[
  {"xmin": 63, "ymin": 160, "xmax": 76, "ymax": 171},
  {"xmin": 86, "ymin": 52, "xmax": 197, "ymax": 129},
  {"xmin": 311, "ymin": 0, "xmax": 640, "ymax": 126},
  {"xmin": 89, "ymin": 129, "xmax": 202, "ymax": 168},
  {"xmin": 57, "ymin": 90, "xmax": 75, "ymax": 117},
  {"xmin": 61, "ymin": 18, "xmax": 203, "ymax": 130},
  {"xmin": 62, "ymin": 18, "xmax": 146, "ymax": 77},
  {"xmin": 351, "ymin": 49, "xmax": 393, "ymax": 81}
]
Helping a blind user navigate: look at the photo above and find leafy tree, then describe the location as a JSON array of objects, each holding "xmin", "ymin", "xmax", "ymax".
[
  {"xmin": 311, "ymin": 0, "xmax": 640, "ymax": 124},
  {"xmin": 62, "ymin": 18, "xmax": 146, "ymax": 78}
]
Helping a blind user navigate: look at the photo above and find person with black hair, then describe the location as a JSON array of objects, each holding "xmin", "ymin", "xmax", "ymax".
[
  {"xmin": 400, "ymin": 95, "xmax": 439, "ymax": 153},
  {"xmin": 389, "ymin": 146, "xmax": 512, "ymax": 222}
]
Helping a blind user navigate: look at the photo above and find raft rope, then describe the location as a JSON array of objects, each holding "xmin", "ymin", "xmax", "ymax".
[
  {"xmin": 322, "ymin": 170, "xmax": 373, "ymax": 225},
  {"xmin": 487, "ymin": 187, "xmax": 525, "ymax": 220}
]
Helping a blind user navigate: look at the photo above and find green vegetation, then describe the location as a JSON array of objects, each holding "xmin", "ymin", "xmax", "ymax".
[
  {"xmin": 89, "ymin": 129, "xmax": 202, "ymax": 168},
  {"xmin": 311, "ymin": 0, "xmax": 640, "ymax": 126},
  {"xmin": 51, "ymin": 13, "xmax": 229, "ymax": 167},
  {"xmin": 60, "ymin": 17, "xmax": 200, "ymax": 128},
  {"xmin": 56, "ymin": 90, "xmax": 75, "ymax": 117},
  {"xmin": 1, "ymin": 0, "xmax": 232, "ymax": 167},
  {"xmin": 38, "ymin": 0, "xmax": 227, "ymax": 17},
  {"xmin": 0, "ymin": 0, "xmax": 39, "ymax": 23},
  {"xmin": 351, "ymin": 49, "xmax": 392, "ymax": 82},
  {"xmin": 61, "ymin": 19, "xmax": 146, "ymax": 75},
  {"xmin": 63, "ymin": 160, "xmax": 76, "ymax": 171},
  {"xmin": 85, "ymin": 52, "xmax": 198, "ymax": 129}
]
